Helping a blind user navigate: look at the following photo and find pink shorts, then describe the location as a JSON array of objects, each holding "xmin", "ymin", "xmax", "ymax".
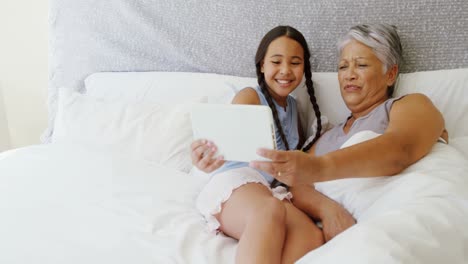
[{"xmin": 195, "ymin": 167, "xmax": 292, "ymax": 232}]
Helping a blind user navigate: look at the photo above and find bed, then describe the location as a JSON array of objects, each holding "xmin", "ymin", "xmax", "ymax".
[{"xmin": 1, "ymin": 1, "xmax": 468, "ymax": 263}]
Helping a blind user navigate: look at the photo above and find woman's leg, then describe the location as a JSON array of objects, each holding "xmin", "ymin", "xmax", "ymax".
[
  {"xmin": 280, "ymin": 201, "xmax": 324, "ymax": 264},
  {"xmin": 216, "ymin": 183, "xmax": 287, "ymax": 264}
]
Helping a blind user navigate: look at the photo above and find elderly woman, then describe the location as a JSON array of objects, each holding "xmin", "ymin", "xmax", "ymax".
[
  {"xmin": 250, "ymin": 23, "xmax": 448, "ymax": 224},
  {"xmin": 192, "ymin": 24, "xmax": 448, "ymax": 242}
]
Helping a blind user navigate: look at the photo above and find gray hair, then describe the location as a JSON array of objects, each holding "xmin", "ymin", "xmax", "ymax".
[{"xmin": 337, "ymin": 24, "xmax": 403, "ymax": 96}]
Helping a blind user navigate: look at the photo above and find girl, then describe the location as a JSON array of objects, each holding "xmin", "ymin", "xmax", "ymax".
[{"xmin": 192, "ymin": 26, "xmax": 325, "ymax": 264}]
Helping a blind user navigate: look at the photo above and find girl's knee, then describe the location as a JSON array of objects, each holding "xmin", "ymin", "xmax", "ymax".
[{"xmin": 249, "ymin": 197, "xmax": 287, "ymax": 226}]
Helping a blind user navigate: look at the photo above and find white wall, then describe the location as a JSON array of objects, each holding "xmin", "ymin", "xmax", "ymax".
[
  {"xmin": 0, "ymin": 0, "xmax": 49, "ymax": 150},
  {"xmin": 0, "ymin": 84, "xmax": 11, "ymax": 151}
]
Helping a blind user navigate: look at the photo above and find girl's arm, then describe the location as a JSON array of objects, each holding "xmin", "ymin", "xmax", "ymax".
[{"xmin": 230, "ymin": 87, "xmax": 261, "ymax": 105}]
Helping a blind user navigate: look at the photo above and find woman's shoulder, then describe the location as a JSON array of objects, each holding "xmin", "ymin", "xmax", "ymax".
[
  {"xmin": 396, "ymin": 92, "xmax": 431, "ymax": 101},
  {"xmin": 391, "ymin": 93, "xmax": 433, "ymax": 109},
  {"xmin": 390, "ymin": 93, "xmax": 441, "ymax": 121},
  {"xmin": 232, "ymin": 87, "xmax": 261, "ymax": 105}
]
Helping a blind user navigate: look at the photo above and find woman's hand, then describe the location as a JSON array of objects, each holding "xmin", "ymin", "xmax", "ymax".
[
  {"xmin": 318, "ymin": 200, "xmax": 356, "ymax": 242},
  {"xmin": 250, "ymin": 149, "xmax": 326, "ymax": 186},
  {"xmin": 290, "ymin": 184, "xmax": 355, "ymax": 242},
  {"xmin": 190, "ymin": 139, "xmax": 225, "ymax": 173}
]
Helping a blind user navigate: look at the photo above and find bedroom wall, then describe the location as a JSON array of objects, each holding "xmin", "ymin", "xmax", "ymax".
[
  {"xmin": 0, "ymin": 0, "xmax": 49, "ymax": 149},
  {"xmin": 0, "ymin": 84, "xmax": 11, "ymax": 151}
]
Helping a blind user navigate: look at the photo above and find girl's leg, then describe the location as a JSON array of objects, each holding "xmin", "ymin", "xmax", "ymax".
[
  {"xmin": 281, "ymin": 201, "xmax": 324, "ymax": 264},
  {"xmin": 216, "ymin": 183, "xmax": 287, "ymax": 264}
]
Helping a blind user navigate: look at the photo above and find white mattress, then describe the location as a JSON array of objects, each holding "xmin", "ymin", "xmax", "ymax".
[{"xmin": 1, "ymin": 141, "xmax": 468, "ymax": 264}]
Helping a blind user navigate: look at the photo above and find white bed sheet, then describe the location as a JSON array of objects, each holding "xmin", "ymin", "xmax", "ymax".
[
  {"xmin": 450, "ymin": 137, "xmax": 468, "ymax": 161},
  {"xmin": 2, "ymin": 140, "xmax": 467, "ymax": 263},
  {"xmin": 301, "ymin": 142, "xmax": 468, "ymax": 263},
  {"xmin": 0, "ymin": 144, "xmax": 230, "ymax": 264}
]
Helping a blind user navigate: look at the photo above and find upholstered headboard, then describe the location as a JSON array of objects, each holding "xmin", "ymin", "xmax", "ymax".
[{"xmin": 45, "ymin": 0, "xmax": 468, "ymax": 142}]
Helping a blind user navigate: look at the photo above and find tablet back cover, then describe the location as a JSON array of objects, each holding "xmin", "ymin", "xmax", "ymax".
[{"xmin": 191, "ymin": 104, "xmax": 276, "ymax": 162}]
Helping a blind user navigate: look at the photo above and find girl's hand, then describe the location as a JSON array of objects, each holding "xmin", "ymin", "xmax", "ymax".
[{"xmin": 190, "ymin": 139, "xmax": 225, "ymax": 173}]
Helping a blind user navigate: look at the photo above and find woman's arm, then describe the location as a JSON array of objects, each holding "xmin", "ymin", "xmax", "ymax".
[
  {"xmin": 191, "ymin": 87, "xmax": 260, "ymax": 173},
  {"xmin": 250, "ymin": 93, "xmax": 446, "ymax": 185},
  {"xmin": 290, "ymin": 184, "xmax": 356, "ymax": 241}
]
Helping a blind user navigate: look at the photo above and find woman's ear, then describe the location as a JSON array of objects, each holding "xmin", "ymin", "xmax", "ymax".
[
  {"xmin": 260, "ymin": 60, "xmax": 265, "ymax": 73},
  {"xmin": 386, "ymin": 64, "xmax": 399, "ymax": 86}
]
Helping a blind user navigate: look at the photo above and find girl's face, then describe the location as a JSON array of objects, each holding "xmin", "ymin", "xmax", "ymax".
[
  {"xmin": 261, "ymin": 36, "xmax": 305, "ymax": 104},
  {"xmin": 338, "ymin": 39, "xmax": 397, "ymax": 114}
]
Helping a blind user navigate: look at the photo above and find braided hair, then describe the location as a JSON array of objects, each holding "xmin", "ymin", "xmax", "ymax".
[{"xmin": 254, "ymin": 26, "xmax": 322, "ymax": 188}]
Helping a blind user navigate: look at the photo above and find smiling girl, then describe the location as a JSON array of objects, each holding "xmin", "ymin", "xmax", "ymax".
[{"xmin": 191, "ymin": 26, "xmax": 332, "ymax": 264}]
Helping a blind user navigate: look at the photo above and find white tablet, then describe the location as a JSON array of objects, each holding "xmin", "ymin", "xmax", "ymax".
[{"xmin": 191, "ymin": 104, "xmax": 277, "ymax": 162}]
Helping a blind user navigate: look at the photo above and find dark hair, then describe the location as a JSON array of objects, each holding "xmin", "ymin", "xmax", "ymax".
[{"xmin": 255, "ymin": 25, "xmax": 322, "ymax": 187}]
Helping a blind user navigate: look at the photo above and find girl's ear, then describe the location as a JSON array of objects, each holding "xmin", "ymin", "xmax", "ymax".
[
  {"xmin": 386, "ymin": 64, "xmax": 398, "ymax": 87},
  {"xmin": 260, "ymin": 60, "xmax": 265, "ymax": 73}
]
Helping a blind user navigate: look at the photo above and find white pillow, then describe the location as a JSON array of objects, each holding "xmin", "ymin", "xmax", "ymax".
[
  {"xmin": 395, "ymin": 68, "xmax": 468, "ymax": 139},
  {"xmin": 84, "ymin": 71, "xmax": 347, "ymax": 137},
  {"xmin": 53, "ymin": 89, "xmax": 204, "ymax": 172},
  {"xmin": 293, "ymin": 72, "xmax": 348, "ymax": 136},
  {"xmin": 449, "ymin": 137, "xmax": 468, "ymax": 160},
  {"xmin": 85, "ymin": 71, "xmax": 257, "ymax": 104},
  {"xmin": 84, "ymin": 68, "xmax": 468, "ymax": 139}
]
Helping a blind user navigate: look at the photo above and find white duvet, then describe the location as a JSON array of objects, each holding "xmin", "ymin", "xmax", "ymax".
[{"xmin": 1, "ymin": 141, "xmax": 468, "ymax": 264}]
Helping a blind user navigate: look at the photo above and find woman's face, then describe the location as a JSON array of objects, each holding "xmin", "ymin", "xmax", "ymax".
[
  {"xmin": 338, "ymin": 39, "xmax": 396, "ymax": 114},
  {"xmin": 261, "ymin": 36, "xmax": 304, "ymax": 103}
]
